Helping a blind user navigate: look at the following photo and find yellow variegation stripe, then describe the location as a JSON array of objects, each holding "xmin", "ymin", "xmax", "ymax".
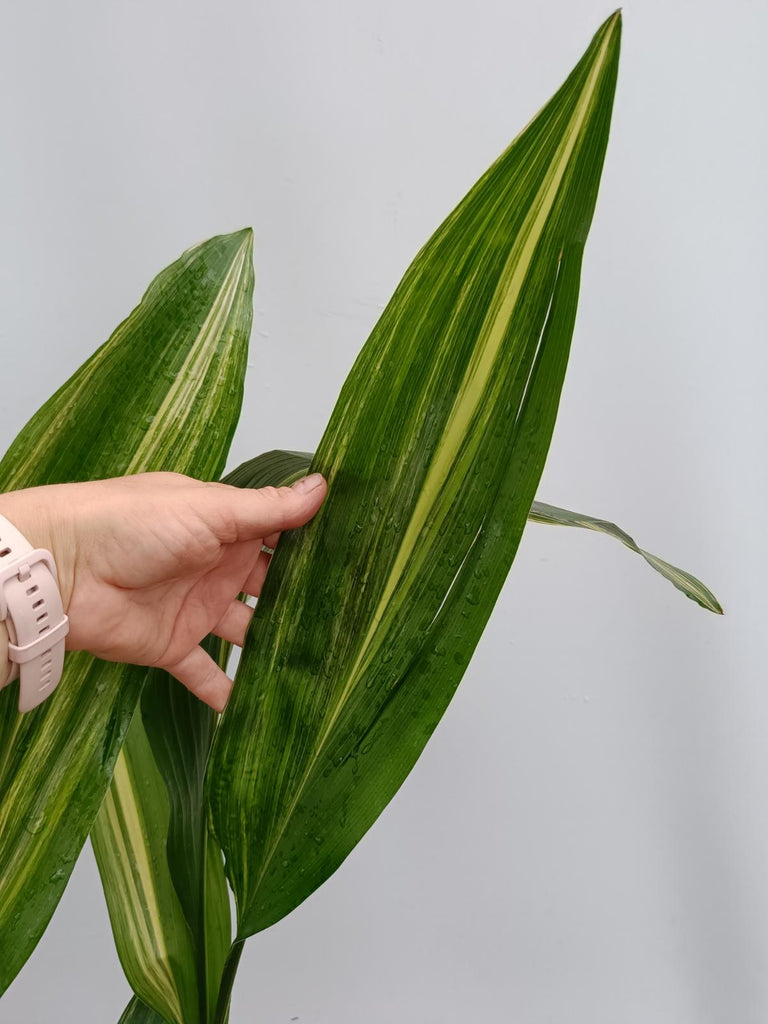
[
  {"xmin": 95, "ymin": 748, "xmax": 190, "ymax": 1024},
  {"xmin": 126, "ymin": 234, "xmax": 251, "ymax": 473},
  {"xmin": 354, "ymin": 21, "xmax": 614, "ymax": 667},
  {"xmin": 0, "ymin": 653, "xmax": 129, "ymax": 900},
  {"xmin": 94, "ymin": 661, "xmax": 233, "ymax": 1024}
]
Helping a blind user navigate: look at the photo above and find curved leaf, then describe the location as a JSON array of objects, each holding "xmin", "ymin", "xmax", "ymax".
[
  {"xmin": 0, "ymin": 229, "xmax": 253, "ymax": 993},
  {"xmin": 208, "ymin": 14, "xmax": 621, "ymax": 938},
  {"xmin": 221, "ymin": 449, "xmax": 313, "ymax": 490}
]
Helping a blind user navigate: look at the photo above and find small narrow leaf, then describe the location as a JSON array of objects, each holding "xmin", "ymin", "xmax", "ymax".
[
  {"xmin": 528, "ymin": 500, "xmax": 723, "ymax": 613},
  {"xmin": 208, "ymin": 14, "xmax": 621, "ymax": 938},
  {"xmin": 0, "ymin": 229, "xmax": 253, "ymax": 994}
]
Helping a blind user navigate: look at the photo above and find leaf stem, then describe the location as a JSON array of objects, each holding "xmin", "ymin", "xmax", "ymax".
[{"xmin": 213, "ymin": 939, "xmax": 245, "ymax": 1024}]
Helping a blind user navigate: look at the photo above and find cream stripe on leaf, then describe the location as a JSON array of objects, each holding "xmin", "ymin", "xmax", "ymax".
[
  {"xmin": 92, "ymin": 719, "xmax": 193, "ymax": 1024},
  {"xmin": 98, "ymin": 644, "xmax": 233, "ymax": 1024},
  {"xmin": 0, "ymin": 229, "xmax": 253, "ymax": 996},
  {"xmin": 208, "ymin": 13, "xmax": 623, "ymax": 940}
]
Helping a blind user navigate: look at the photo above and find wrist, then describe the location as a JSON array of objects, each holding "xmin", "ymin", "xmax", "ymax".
[
  {"xmin": 0, "ymin": 617, "xmax": 11, "ymax": 688},
  {"xmin": 0, "ymin": 488, "xmax": 73, "ymax": 619},
  {"xmin": 0, "ymin": 491, "xmax": 71, "ymax": 709}
]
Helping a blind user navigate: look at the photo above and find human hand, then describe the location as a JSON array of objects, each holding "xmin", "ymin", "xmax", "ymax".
[{"xmin": 0, "ymin": 471, "xmax": 326, "ymax": 710}]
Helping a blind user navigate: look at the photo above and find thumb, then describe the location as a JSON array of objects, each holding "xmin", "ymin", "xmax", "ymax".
[{"xmin": 203, "ymin": 472, "xmax": 327, "ymax": 542}]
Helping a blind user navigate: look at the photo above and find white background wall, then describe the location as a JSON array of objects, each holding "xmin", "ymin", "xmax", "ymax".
[{"xmin": 1, "ymin": 1, "xmax": 765, "ymax": 1021}]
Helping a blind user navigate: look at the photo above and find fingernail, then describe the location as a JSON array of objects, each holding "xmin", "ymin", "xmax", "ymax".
[{"xmin": 291, "ymin": 473, "xmax": 325, "ymax": 495}]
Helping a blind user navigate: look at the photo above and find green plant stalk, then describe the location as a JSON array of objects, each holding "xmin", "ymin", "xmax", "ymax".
[{"xmin": 213, "ymin": 941, "xmax": 245, "ymax": 1024}]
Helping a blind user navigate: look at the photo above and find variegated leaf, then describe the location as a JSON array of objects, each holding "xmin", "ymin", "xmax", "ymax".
[
  {"xmin": 208, "ymin": 12, "xmax": 621, "ymax": 951},
  {"xmin": 92, "ymin": 642, "xmax": 231, "ymax": 1024},
  {"xmin": 0, "ymin": 229, "xmax": 253, "ymax": 994}
]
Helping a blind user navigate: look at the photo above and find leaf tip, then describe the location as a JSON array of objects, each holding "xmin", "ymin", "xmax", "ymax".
[
  {"xmin": 595, "ymin": 8, "xmax": 622, "ymax": 48},
  {"xmin": 231, "ymin": 226, "xmax": 254, "ymax": 250}
]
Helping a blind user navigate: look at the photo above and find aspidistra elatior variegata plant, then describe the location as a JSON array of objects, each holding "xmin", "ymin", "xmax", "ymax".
[{"xmin": 0, "ymin": 10, "xmax": 723, "ymax": 1021}]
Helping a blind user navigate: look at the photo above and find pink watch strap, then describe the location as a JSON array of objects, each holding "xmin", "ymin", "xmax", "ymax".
[{"xmin": 0, "ymin": 513, "xmax": 69, "ymax": 712}]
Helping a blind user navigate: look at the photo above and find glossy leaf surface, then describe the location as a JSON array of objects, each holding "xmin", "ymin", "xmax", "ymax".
[
  {"xmin": 209, "ymin": 14, "xmax": 621, "ymax": 937},
  {"xmin": 0, "ymin": 229, "xmax": 253, "ymax": 993}
]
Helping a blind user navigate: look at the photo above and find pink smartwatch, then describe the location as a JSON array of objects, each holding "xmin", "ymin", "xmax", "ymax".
[{"xmin": 0, "ymin": 513, "xmax": 69, "ymax": 712}]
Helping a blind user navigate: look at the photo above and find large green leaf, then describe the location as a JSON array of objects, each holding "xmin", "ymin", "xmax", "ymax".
[
  {"xmin": 0, "ymin": 229, "xmax": 254, "ymax": 994},
  {"xmin": 208, "ymin": 12, "xmax": 621, "ymax": 945}
]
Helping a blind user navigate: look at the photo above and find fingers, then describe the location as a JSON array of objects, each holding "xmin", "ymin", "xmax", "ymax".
[
  {"xmin": 211, "ymin": 596, "xmax": 254, "ymax": 646},
  {"xmin": 262, "ymin": 530, "xmax": 280, "ymax": 550},
  {"xmin": 243, "ymin": 549, "xmax": 272, "ymax": 596},
  {"xmin": 202, "ymin": 473, "xmax": 327, "ymax": 544},
  {"xmin": 165, "ymin": 645, "xmax": 233, "ymax": 712}
]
